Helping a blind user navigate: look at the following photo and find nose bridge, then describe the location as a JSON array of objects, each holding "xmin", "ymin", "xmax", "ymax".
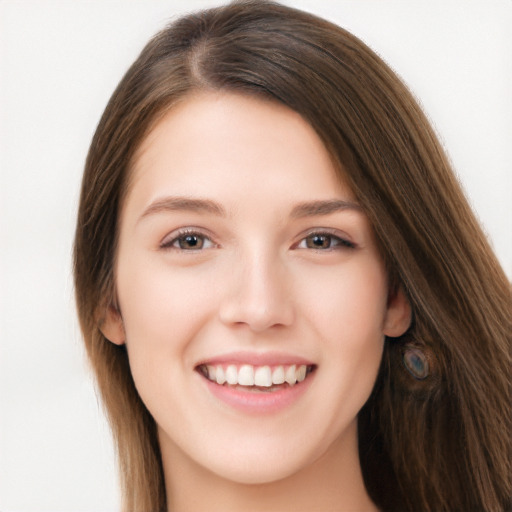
[{"xmin": 219, "ymin": 244, "xmax": 293, "ymax": 331}]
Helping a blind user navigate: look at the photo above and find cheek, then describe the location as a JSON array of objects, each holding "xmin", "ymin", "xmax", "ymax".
[
  {"xmin": 300, "ymin": 257, "xmax": 389, "ymax": 339},
  {"xmin": 299, "ymin": 259, "xmax": 388, "ymax": 403},
  {"xmin": 114, "ymin": 255, "xmax": 224, "ymax": 421},
  {"xmin": 115, "ymin": 254, "xmax": 218, "ymax": 372}
]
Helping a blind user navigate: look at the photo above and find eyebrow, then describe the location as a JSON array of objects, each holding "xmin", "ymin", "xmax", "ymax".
[
  {"xmin": 138, "ymin": 196, "xmax": 362, "ymax": 223},
  {"xmin": 139, "ymin": 196, "xmax": 226, "ymax": 221},
  {"xmin": 290, "ymin": 199, "xmax": 363, "ymax": 218}
]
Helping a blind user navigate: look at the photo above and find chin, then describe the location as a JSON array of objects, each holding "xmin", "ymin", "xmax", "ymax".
[
  {"xmin": 204, "ymin": 452, "xmax": 310, "ymax": 485},
  {"xmin": 189, "ymin": 427, "xmax": 336, "ymax": 486}
]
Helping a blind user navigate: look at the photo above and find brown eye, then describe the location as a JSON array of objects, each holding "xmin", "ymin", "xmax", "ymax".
[
  {"xmin": 298, "ymin": 233, "xmax": 355, "ymax": 250},
  {"xmin": 178, "ymin": 234, "xmax": 204, "ymax": 250},
  {"xmin": 161, "ymin": 231, "xmax": 214, "ymax": 251},
  {"xmin": 306, "ymin": 234, "xmax": 332, "ymax": 249}
]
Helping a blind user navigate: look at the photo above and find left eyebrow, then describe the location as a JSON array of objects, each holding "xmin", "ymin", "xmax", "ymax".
[
  {"xmin": 138, "ymin": 196, "xmax": 226, "ymax": 223},
  {"xmin": 290, "ymin": 199, "xmax": 363, "ymax": 218}
]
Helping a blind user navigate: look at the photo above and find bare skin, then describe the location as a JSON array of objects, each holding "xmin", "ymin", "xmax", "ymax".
[{"xmin": 162, "ymin": 422, "xmax": 379, "ymax": 512}]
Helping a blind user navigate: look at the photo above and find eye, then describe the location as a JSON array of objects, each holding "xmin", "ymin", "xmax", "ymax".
[
  {"xmin": 161, "ymin": 230, "xmax": 215, "ymax": 251},
  {"xmin": 297, "ymin": 232, "xmax": 355, "ymax": 250}
]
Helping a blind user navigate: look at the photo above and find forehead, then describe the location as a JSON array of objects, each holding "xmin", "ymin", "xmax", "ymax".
[{"xmin": 125, "ymin": 91, "xmax": 354, "ymax": 215}]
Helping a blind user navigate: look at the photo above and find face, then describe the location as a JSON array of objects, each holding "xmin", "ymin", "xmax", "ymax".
[{"xmin": 103, "ymin": 92, "xmax": 410, "ymax": 484}]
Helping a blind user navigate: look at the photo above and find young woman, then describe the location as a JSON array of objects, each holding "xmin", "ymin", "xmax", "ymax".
[{"xmin": 73, "ymin": 1, "xmax": 511, "ymax": 511}]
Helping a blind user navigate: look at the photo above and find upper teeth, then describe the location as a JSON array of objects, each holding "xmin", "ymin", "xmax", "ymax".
[{"xmin": 202, "ymin": 364, "xmax": 309, "ymax": 387}]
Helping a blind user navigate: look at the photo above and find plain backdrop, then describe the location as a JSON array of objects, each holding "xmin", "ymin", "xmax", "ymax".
[{"xmin": 0, "ymin": 1, "xmax": 510, "ymax": 510}]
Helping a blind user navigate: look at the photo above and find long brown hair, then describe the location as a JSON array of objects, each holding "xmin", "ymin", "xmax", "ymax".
[{"xmin": 74, "ymin": 1, "xmax": 511, "ymax": 510}]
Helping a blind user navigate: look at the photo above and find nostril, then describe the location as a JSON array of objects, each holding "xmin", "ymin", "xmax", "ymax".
[
  {"xmin": 219, "ymin": 302, "xmax": 294, "ymax": 332},
  {"xmin": 217, "ymin": 261, "xmax": 294, "ymax": 331}
]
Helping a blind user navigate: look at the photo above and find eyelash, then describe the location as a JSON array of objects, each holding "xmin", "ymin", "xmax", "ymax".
[
  {"xmin": 295, "ymin": 231, "xmax": 356, "ymax": 251},
  {"xmin": 160, "ymin": 229, "xmax": 215, "ymax": 251},
  {"xmin": 160, "ymin": 229, "xmax": 355, "ymax": 252}
]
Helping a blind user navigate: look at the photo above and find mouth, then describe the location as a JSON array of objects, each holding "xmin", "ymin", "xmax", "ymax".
[{"xmin": 196, "ymin": 363, "xmax": 316, "ymax": 392}]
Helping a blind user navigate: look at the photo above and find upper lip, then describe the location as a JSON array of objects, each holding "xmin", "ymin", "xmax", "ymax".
[{"xmin": 195, "ymin": 351, "xmax": 315, "ymax": 368}]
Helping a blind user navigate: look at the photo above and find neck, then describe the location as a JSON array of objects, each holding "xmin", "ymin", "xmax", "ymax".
[{"xmin": 160, "ymin": 424, "xmax": 378, "ymax": 512}]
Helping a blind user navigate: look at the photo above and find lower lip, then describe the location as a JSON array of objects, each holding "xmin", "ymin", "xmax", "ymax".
[{"xmin": 201, "ymin": 373, "xmax": 314, "ymax": 414}]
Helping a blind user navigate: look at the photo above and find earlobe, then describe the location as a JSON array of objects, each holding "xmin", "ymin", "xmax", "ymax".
[
  {"xmin": 383, "ymin": 285, "xmax": 412, "ymax": 338},
  {"xmin": 99, "ymin": 305, "xmax": 126, "ymax": 345}
]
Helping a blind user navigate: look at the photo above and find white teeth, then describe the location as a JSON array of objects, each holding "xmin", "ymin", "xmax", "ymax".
[
  {"xmin": 254, "ymin": 366, "xmax": 272, "ymax": 387},
  {"xmin": 285, "ymin": 364, "xmax": 297, "ymax": 386},
  {"xmin": 271, "ymin": 366, "xmax": 285, "ymax": 385},
  {"xmin": 215, "ymin": 366, "xmax": 226, "ymax": 385},
  {"xmin": 296, "ymin": 365, "xmax": 307, "ymax": 382},
  {"xmin": 238, "ymin": 365, "xmax": 255, "ymax": 385},
  {"xmin": 207, "ymin": 365, "xmax": 216, "ymax": 381},
  {"xmin": 202, "ymin": 363, "xmax": 310, "ymax": 387},
  {"xmin": 225, "ymin": 365, "xmax": 238, "ymax": 385}
]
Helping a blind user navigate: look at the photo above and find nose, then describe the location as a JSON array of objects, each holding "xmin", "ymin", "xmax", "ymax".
[{"xmin": 218, "ymin": 251, "xmax": 294, "ymax": 332}]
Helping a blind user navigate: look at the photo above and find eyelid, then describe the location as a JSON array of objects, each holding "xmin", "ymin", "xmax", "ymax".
[
  {"xmin": 160, "ymin": 227, "xmax": 217, "ymax": 250},
  {"xmin": 158, "ymin": 226, "xmax": 355, "ymax": 251},
  {"xmin": 293, "ymin": 228, "xmax": 356, "ymax": 250}
]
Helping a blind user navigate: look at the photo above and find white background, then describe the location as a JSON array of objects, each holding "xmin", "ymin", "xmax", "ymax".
[{"xmin": 0, "ymin": 1, "xmax": 510, "ymax": 510}]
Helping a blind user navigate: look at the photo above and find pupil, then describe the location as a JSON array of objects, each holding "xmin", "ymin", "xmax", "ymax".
[
  {"xmin": 182, "ymin": 235, "xmax": 200, "ymax": 248},
  {"xmin": 312, "ymin": 235, "xmax": 329, "ymax": 248}
]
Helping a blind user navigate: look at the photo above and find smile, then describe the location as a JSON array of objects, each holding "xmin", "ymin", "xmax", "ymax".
[
  {"xmin": 197, "ymin": 363, "xmax": 315, "ymax": 389},
  {"xmin": 195, "ymin": 354, "xmax": 317, "ymax": 413}
]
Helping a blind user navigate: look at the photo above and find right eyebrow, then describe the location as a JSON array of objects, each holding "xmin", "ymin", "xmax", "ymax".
[
  {"xmin": 138, "ymin": 196, "xmax": 226, "ymax": 223},
  {"xmin": 290, "ymin": 199, "xmax": 363, "ymax": 218}
]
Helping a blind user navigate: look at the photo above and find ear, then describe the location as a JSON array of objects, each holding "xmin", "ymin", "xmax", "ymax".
[
  {"xmin": 99, "ymin": 305, "xmax": 126, "ymax": 345},
  {"xmin": 383, "ymin": 285, "xmax": 412, "ymax": 338}
]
